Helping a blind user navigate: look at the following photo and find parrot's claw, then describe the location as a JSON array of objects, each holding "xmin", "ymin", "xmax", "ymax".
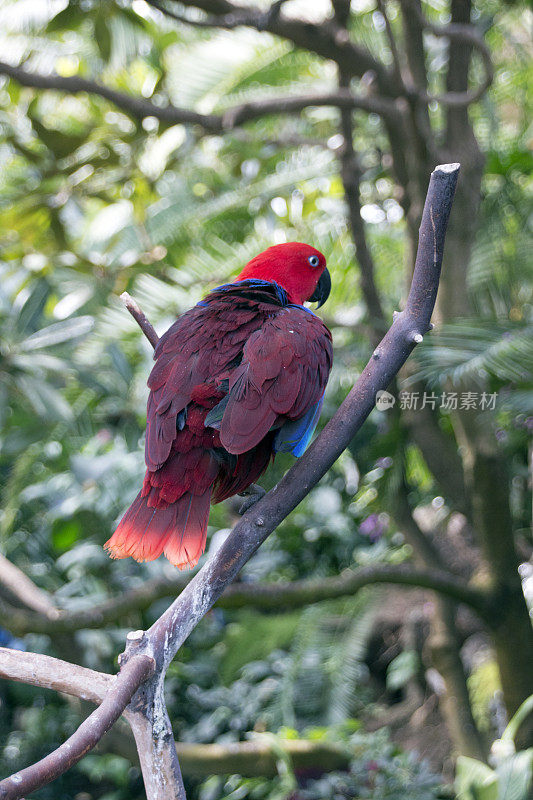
[{"xmin": 238, "ymin": 484, "xmax": 266, "ymax": 515}]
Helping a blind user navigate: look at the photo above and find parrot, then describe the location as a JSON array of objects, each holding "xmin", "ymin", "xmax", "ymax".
[{"xmin": 104, "ymin": 242, "xmax": 333, "ymax": 570}]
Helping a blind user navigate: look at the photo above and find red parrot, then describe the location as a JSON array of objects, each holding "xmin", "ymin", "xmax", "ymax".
[{"xmin": 105, "ymin": 242, "xmax": 332, "ymax": 569}]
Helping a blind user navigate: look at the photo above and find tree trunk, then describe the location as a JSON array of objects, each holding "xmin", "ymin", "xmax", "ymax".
[
  {"xmin": 455, "ymin": 419, "xmax": 533, "ymax": 745},
  {"xmin": 428, "ymin": 598, "xmax": 487, "ymax": 760}
]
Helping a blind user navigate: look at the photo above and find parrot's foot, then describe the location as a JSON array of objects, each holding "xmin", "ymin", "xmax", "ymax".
[{"xmin": 238, "ymin": 484, "xmax": 266, "ymax": 515}]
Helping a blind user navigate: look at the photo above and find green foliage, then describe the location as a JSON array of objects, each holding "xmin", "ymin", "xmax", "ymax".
[
  {"xmin": 455, "ymin": 697, "xmax": 533, "ymax": 800},
  {"xmin": 0, "ymin": 1, "xmax": 531, "ymax": 798},
  {"xmin": 413, "ymin": 323, "xmax": 533, "ymax": 389},
  {"xmin": 198, "ymin": 726, "xmax": 443, "ymax": 800},
  {"xmin": 386, "ymin": 650, "xmax": 420, "ymax": 693},
  {"xmin": 468, "ymin": 661, "xmax": 502, "ymax": 734},
  {"xmin": 220, "ymin": 610, "xmax": 302, "ymax": 684}
]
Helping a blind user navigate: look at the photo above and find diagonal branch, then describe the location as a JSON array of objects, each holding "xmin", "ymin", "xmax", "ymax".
[
  {"xmin": 0, "ymin": 552, "xmax": 60, "ymax": 617},
  {"xmin": 156, "ymin": 0, "xmax": 490, "ymax": 107},
  {"xmin": 0, "ymin": 61, "xmax": 218, "ymax": 127},
  {"xmin": 144, "ymin": 162, "xmax": 461, "ymax": 669},
  {"xmin": 0, "ymin": 164, "xmax": 460, "ymax": 799}
]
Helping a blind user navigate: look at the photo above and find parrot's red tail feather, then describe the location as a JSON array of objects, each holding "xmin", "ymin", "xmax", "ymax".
[{"xmin": 104, "ymin": 487, "xmax": 211, "ymax": 569}]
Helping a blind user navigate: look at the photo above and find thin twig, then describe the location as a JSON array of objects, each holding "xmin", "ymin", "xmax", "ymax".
[
  {"xmin": 153, "ymin": 0, "xmax": 491, "ymax": 107},
  {"xmin": 120, "ymin": 292, "xmax": 160, "ymax": 348}
]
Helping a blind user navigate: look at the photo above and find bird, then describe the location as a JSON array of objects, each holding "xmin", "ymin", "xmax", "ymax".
[{"xmin": 105, "ymin": 242, "xmax": 333, "ymax": 569}]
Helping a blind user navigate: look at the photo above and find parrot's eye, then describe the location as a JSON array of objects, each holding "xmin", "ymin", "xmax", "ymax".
[{"xmin": 307, "ymin": 255, "xmax": 320, "ymax": 268}]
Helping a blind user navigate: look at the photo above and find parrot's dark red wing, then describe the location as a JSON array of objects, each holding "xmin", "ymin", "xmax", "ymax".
[
  {"xmin": 105, "ymin": 266, "xmax": 332, "ymax": 570},
  {"xmin": 218, "ymin": 308, "xmax": 332, "ymax": 455},
  {"xmin": 144, "ymin": 310, "xmax": 214, "ymax": 471}
]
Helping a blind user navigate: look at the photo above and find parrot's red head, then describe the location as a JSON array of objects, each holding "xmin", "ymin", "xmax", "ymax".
[{"xmin": 235, "ymin": 242, "xmax": 331, "ymax": 307}]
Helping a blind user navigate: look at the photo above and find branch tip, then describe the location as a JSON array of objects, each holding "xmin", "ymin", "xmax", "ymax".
[
  {"xmin": 127, "ymin": 629, "xmax": 146, "ymax": 642},
  {"xmin": 434, "ymin": 162, "xmax": 460, "ymax": 174},
  {"xmin": 119, "ymin": 292, "xmax": 160, "ymax": 349}
]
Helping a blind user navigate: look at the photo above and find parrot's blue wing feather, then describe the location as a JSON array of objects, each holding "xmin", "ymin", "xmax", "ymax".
[
  {"xmin": 273, "ymin": 394, "xmax": 324, "ymax": 457},
  {"xmin": 210, "ymin": 279, "xmax": 289, "ymax": 306}
]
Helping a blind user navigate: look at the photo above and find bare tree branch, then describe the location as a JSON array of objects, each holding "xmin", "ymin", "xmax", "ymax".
[
  {"xmin": 174, "ymin": 737, "xmax": 350, "ymax": 777},
  {"xmin": 0, "ymin": 559, "xmax": 490, "ymax": 637},
  {"xmin": 0, "ymin": 654, "xmax": 154, "ymax": 800},
  {"xmin": 0, "ymin": 647, "xmax": 112, "ymax": 705},
  {"xmin": 0, "ymin": 646, "xmax": 406, "ymax": 777},
  {"xmin": 152, "ymin": 0, "xmax": 394, "ymax": 88},
  {"xmin": 220, "ymin": 89, "xmax": 400, "ymax": 127},
  {"xmin": 110, "ymin": 164, "xmax": 456, "ymax": 792},
  {"xmin": 0, "ymin": 60, "xmax": 399, "ymax": 130},
  {"xmin": 0, "ymin": 61, "xmax": 218, "ymax": 127},
  {"xmin": 139, "ymin": 162, "xmax": 461, "ymax": 673},
  {"xmin": 400, "ymin": 0, "xmax": 493, "ymax": 107},
  {"xmin": 124, "ymin": 632, "xmax": 186, "ymax": 800},
  {"xmin": 0, "ymin": 553, "xmax": 60, "ymax": 617},
  {"xmin": 206, "ymin": 563, "xmax": 489, "ymax": 615},
  {"xmin": 157, "ymin": 0, "xmax": 491, "ymax": 107},
  {"xmin": 127, "ymin": 696, "xmax": 186, "ymax": 800}
]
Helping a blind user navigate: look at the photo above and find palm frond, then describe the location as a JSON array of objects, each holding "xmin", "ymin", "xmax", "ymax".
[{"xmin": 411, "ymin": 322, "xmax": 533, "ymax": 387}]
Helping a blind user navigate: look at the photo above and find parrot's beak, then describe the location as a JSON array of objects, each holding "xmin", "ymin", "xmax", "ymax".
[{"xmin": 309, "ymin": 267, "xmax": 331, "ymax": 308}]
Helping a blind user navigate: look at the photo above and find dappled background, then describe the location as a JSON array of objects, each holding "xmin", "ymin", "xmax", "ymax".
[{"xmin": 0, "ymin": 1, "xmax": 531, "ymax": 799}]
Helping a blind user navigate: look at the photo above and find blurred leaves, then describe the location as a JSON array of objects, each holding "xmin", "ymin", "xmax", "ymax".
[
  {"xmin": 412, "ymin": 323, "xmax": 533, "ymax": 389},
  {"xmin": 0, "ymin": 0, "xmax": 531, "ymax": 798}
]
